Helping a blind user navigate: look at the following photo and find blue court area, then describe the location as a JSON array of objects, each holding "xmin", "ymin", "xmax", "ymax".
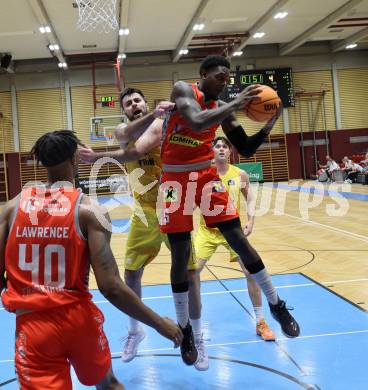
[
  {"xmin": 1, "ymin": 273, "xmax": 367, "ymax": 389},
  {"xmin": 94, "ymin": 194, "xmax": 133, "ymax": 233}
]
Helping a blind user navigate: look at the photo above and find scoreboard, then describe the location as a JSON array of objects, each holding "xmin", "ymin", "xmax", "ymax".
[
  {"xmin": 101, "ymin": 96, "xmax": 115, "ymax": 107},
  {"xmin": 220, "ymin": 68, "xmax": 295, "ymax": 107}
]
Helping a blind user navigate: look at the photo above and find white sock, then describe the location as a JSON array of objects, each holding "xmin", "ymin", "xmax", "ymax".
[
  {"xmin": 173, "ymin": 291, "xmax": 189, "ymax": 328},
  {"xmin": 253, "ymin": 306, "xmax": 264, "ymax": 324},
  {"xmin": 190, "ymin": 318, "xmax": 202, "ymax": 343},
  {"xmin": 129, "ymin": 317, "xmax": 141, "ymax": 333},
  {"xmin": 251, "ymin": 268, "xmax": 278, "ymax": 305}
]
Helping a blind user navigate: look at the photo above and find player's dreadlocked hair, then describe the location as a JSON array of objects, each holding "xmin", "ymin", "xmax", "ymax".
[
  {"xmin": 200, "ymin": 55, "xmax": 230, "ymax": 74},
  {"xmin": 31, "ymin": 130, "xmax": 82, "ymax": 167}
]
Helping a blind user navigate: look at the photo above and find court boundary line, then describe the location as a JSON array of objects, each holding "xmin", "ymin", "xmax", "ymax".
[
  {"xmin": 115, "ymin": 329, "xmax": 368, "ymax": 355},
  {"xmin": 204, "ymin": 264, "xmax": 307, "ymax": 375},
  {"xmin": 0, "ymin": 356, "xmax": 320, "ymax": 390},
  {"xmin": 1, "ymin": 276, "xmax": 367, "ymax": 311},
  {"xmin": 124, "ymin": 354, "xmax": 318, "ymax": 390},
  {"xmin": 1, "ymin": 328, "xmax": 368, "ymax": 364},
  {"xmin": 301, "ymin": 273, "xmax": 367, "ymax": 313},
  {"xmin": 0, "ymin": 357, "xmax": 319, "ymax": 389},
  {"xmin": 267, "ymin": 207, "xmax": 368, "ymax": 243},
  {"xmin": 0, "ymin": 378, "xmax": 16, "ymax": 387},
  {"xmin": 92, "ymin": 276, "xmax": 368, "ymax": 305}
]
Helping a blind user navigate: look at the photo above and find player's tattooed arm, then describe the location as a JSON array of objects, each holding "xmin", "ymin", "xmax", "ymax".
[
  {"xmin": 172, "ymin": 81, "xmax": 236, "ymax": 131},
  {"xmin": 79, "ymin": 199, "xmax": 183, "ymax": 345},
  {"xmin": 171, "ymin": 81, "xmax": 261, "ymax": 132}
]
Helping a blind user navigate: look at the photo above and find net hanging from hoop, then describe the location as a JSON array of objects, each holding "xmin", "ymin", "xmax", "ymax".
[{"xmin": 76, "ymin": 0, "xmax": 119, "ymax": 33}]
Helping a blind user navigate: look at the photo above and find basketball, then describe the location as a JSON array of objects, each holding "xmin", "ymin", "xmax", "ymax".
[{"xmin": 245, "ymin": 85, "xmax": 281, "ymax": 122}]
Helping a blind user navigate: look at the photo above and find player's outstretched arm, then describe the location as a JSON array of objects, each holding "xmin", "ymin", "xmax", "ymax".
[
  {"xmin": 221, "ymin": 104, "xmax": 282, "ymax": 158},
  {"xmin": 79, "ymin": 200, "xmax": 183, "ymax": 346},
  {"xmin": 79, "ymin": 119, "xmax": 163, "ymax": 164},
  {"xmin": 115, "ymin": 101, "xmax": 174, "ymax": 144},
  {"xmin": 172, "ymin": 81, "xmax": 262, "ymax": 132}
]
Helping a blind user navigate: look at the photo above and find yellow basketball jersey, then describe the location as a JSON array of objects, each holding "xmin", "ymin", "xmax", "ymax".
[
  {"xmin": 125, "ymin": 143, "xmax": 162, "ymax": 206},
  {"xmin": 199, "ymin": 164, "xmax": 242, "ymax": 227},
  {"xmin": 221, "ymin": 164, "xmax": 242, "ymax": 211}
]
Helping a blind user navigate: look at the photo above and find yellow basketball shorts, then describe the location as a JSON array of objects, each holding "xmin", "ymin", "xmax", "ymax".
[
  {"xmin": 194, "ymin": 225, "xmax": 238, "ymax": 262},
  {"xmin": 125, "ymin": 205, "xmax": 197, "ymax": 271}
]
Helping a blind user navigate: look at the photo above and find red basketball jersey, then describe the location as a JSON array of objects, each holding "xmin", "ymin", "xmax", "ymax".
[
  {"xmin": 2, "ymin": 185, "xmax": 92, "ymax": 312},
  {"xmin": 161, "ymin": 83, "xmax": 219, "ymax": 169}
]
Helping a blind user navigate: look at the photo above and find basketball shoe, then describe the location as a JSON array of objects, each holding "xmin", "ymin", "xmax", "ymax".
[
  {"xmin": 179, "ymin": 322, "xmax": 198, "ymax": 365},
  {"xmin": 194, "ymin": 334, "xmax": 209, "ymax": 371},
  {"xmin": 121, "ymin": 328, "xmax": 146, "ymax": 362},
  {"xmin": 269, "ymin": 300, "xmax": 300, "ymax": 337},
  {"xmin": 256, "ymin": 319, "xmax": 276, "ymax": 341}
]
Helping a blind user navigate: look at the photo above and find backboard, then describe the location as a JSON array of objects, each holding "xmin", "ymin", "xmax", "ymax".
[{"xmin": 90, "ymin": 114, "xmax": 127, "ymax": 143}]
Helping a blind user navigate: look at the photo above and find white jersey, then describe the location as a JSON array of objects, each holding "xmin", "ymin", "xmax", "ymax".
[
  {"xmin": 352, "ymin": 163, "xmax": 363, "ymax": 172},
  {"xmin": 327, "ymin": 160, "xmax": 339, "ymax": 172}
]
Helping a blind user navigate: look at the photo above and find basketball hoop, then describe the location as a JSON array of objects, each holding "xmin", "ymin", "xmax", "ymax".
[{"xmin": 75, "ymin": 0, "xmax": 119, "ymax": 33}]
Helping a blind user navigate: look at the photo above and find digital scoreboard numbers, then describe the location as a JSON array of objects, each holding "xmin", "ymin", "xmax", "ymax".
[
  {"xmin": 221, "ymin": 68, "xmax": 295, "ymax": 107},
  {"xmin": 101, "ymin": 96, "xmax": 115, "ymax": 107}
]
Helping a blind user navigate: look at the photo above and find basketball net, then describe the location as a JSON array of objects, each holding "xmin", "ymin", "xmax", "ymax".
[{"xmin": 75, "ymin": 0, "xmax": 119, "ymax": 33}]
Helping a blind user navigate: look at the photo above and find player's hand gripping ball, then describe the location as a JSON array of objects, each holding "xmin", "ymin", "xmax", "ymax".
[{"xmin": 245, "ymin": 85, "xmax": 281, "ymax": 122}]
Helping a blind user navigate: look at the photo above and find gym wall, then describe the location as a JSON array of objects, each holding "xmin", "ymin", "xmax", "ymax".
[
  {"xmin": 0, "ymin": 62, "xmax": 367, "ymax": 152},
  {"xmin": 288, "ymin": 70, "xmax": 336, "ymax": 133},
  {"xmin": 338, "ymin": 68, "xmax": 368, "ymax": 129},
  {"xmin": 16, "ymin": 88, "xmax": 67, "ymax": 152},
  {"xmin": 0, "ymin": 91, "xmax": 14, "ymax": 153}
]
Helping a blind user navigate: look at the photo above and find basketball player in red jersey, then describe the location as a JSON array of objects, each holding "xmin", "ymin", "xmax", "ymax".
[
  {"xmin": 0, "ymin": 130, "xmax": 182, "ymax": 390},
  {"xmin": 80, "ymin": 90, "xmax": 206, "ymax": 370},
  {"xmin": 160, "ymin": 55, "xmax": 300, "ymax": 364}
]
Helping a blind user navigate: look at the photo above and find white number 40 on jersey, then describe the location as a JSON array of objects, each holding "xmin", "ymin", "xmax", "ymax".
[{"xmin": 18, "ymin": 244, "xmax": 66, "ymax": 288}]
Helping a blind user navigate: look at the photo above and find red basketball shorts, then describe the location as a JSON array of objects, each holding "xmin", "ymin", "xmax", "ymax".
[
  {"xmin": 159, "ymin": 166, "xmax": 238, "ymax": 233},
  {"xmin": 15, "ymin": 300, "xmax": 111, "ymax": 389}
]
